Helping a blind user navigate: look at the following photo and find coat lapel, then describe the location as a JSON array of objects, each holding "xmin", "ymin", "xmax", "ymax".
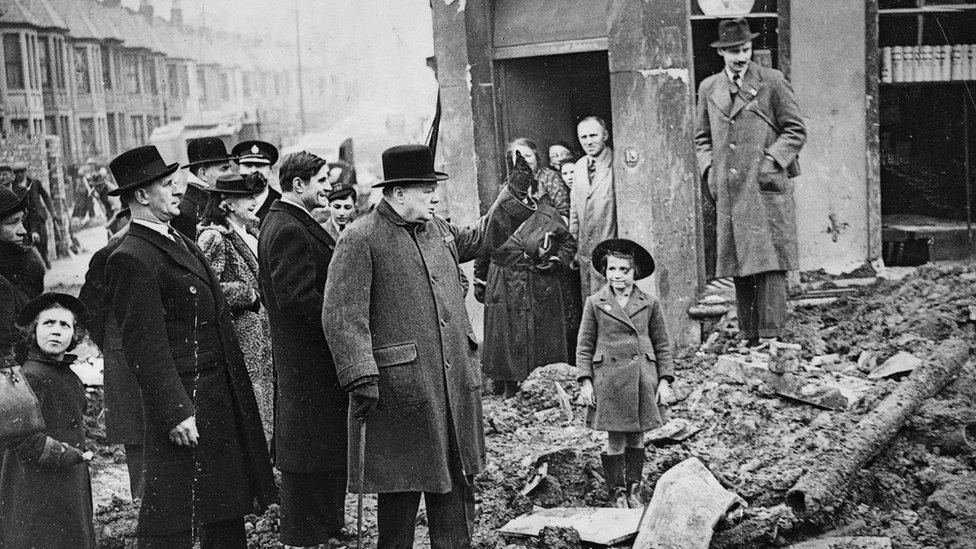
[
  {"xmin": 595, "ymin": 286, "xmax": 637, "ymax": 332},
  {"xmin": 128, "ymin": 223, "xmax": 211, "ymax": 285},
  {"xmin": 227, "ymin": 229, "xmax": 259, "ymax": 278},
  {"xmin": 729, "ymin": 63, "xmax": 764, "ymax": 120},
  {"xmin": 625, "ymin": 287, "xmax": 651, "ymax": 318},
  {"xmin": 275, "ymin": 200, "xmax": 336, "ymax": 250},
  {"xmin": 710, "ymin": 77, "xmax": 734, "ymax": 118}
]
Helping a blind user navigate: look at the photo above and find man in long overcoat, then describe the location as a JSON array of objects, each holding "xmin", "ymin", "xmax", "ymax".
[
  {"xmin": 79, "ymin": 226, "xmax": 147, "ymax": 499},
  {"xmin": 13, "ymin": 164, "xmax": 53, "ymax": 268},
  {"xmin": 321, "ymin": 144, "xmax": 535, "ymax": 547},
  {"xmin": 570, "ymin": 116, "xmax": 617, "ymax": 300},
  {"xmin": 694, "ymin": 18, "xmax": 806, "ymax": 346},
  {"xmin": 105, "ymin": 145, "xmax": 275, "ymax": 548},
  {"xmin": 257, "ymin": 151, "xmax": 348, "ymax": 547}
]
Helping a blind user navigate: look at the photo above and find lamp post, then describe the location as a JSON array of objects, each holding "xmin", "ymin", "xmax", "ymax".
[{"xmin": 294, "ymin": 0, "xmax": 307, "ymax": 134}]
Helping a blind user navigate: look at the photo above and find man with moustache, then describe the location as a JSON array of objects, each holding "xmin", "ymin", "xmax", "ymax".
[
  {"xmin": 172, "ymin": 137, "xmax": 235, "ymax": 240},
  {"xmin": 232, "ymin": 140, "xmax": 281, "ymax": 223},
  {"xmin": 105, "ymin": 146, "xmax": 275, "ymax": 548},
  {"xmin": 570, "ymin": 116, "xmax": 617, "ymax": 299},
  {"xmin": 321, "ymin": 144, "xmax": 536, "ymax": 547},
  {"xmin": 694, "ymin": 18, "xmax": 806, "ymax": 347},
  {"xmin": 257, "ymin": 152, "xmax": 349, "ymax": 548}
]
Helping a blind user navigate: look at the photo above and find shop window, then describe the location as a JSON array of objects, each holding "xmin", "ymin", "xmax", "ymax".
[{"xmin": 4, "ymin": 34, "xmax": 24, "ymax": 90}]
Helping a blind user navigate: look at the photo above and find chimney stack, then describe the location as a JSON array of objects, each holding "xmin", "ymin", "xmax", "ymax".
[
  {"xmin": 170, "ymin": 0, "xmax": 183, "ymax": 25},
  {"xmin": 139, "ymin": 0, "xmax": 154, "ymax": 19}
]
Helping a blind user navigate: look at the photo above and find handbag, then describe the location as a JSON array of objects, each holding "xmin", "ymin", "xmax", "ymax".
[{"xmin": 0, "ymin": 366, "xmax": 45, "ymax": 443}]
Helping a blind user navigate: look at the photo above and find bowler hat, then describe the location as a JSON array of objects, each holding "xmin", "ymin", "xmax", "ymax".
[
  {"xmin": 185, "ymin": 137, "xmax": 234, "ymax": 169},
  {"xmin": 373, "ymin": 144, "xmax": 448, "ymax": 188},
  {"xmin": 233, "ymin": 140, "xmax": 279, "ymax": 167},
  {"xmin": 592, "ymin": 238, "xmax": 656, "ymax": 280},
  {"xmin": 0, "ymin": 186, "xmax": 28, "ymax": 218},
  {"xmin": 107, "ymin": 146, "xmax": 180, "ymax": 197},
  {"xmin": 710, "ymin": 18, "xmax": 760, "ymax": 48},
  {"xmin": 17, "ymin": 292, "xmax": 90, "ymax": 328},
  {"xmin": 205, "ymin": 173, "xmax": 264, "ymax": 195}
]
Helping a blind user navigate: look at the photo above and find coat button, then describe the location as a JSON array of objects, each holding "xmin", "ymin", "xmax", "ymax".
[
  {"xmin": 440, "ymin": 319, "xmax": 447, "ymax": 328},
  {"xmin": 604, "ymin": 304, "xmax": 612, "ymax": 311},
  {"xmin": 729, "ymin": 168, "xmax": 737, "ymax": 175},
  {"xmin": 633, "ymin": 355, "xmax": 639, "ymax": 361},
  {"xmin": 445, "ymin": 361, "xmax": 451, "ymax": 370},
  {"xmin": 189, "ymin": 286, "xmax": 197, "ymax": 294},
  {"xmin": 729, "ymin": 143, "xmax": 737, "ymax": 150}
]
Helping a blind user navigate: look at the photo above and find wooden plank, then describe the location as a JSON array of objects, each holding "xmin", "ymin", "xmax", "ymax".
[
  {"xmin": 499, "ymin": 508, "xmax": 644, "ymax": 546},
  {"xmin": 493, "ymin": 38, "xmax": 608, "ymax": 60}
]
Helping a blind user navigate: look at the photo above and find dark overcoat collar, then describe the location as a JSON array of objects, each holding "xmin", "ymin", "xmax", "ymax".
[
  {"xmin": 126, "ymin": 222, "xmax": 212, "ymax": 284},
  {"xmin": 268, "ymin": 199, "xmax": 336, "ymax": 248},
  {"xmin": 594, "ymin": 284, "xmax": 651, "ymax": 331}
]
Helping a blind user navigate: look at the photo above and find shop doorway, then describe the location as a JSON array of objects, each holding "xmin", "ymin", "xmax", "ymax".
[{"xmin": 495, "ymin": 51, "xmax": 612, "ymax": 166}]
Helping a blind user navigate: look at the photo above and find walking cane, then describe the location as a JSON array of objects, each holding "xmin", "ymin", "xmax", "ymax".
[{"xmin": 356, "ymin": 420, "xmax": 366, "ymax": 548}]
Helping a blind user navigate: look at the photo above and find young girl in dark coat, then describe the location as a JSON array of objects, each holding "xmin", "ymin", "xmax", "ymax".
[
  {"xmin": 576, "ymin": 239, "xmax": 676, "ymax": 508},
  {"xmin": 0, "ymin": 293, "xmax": 95, "ymax": 548}
]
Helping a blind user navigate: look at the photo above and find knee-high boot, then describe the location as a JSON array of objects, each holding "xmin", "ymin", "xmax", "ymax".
[
  {"xmin": 600, "ymin": 453, "xmax": 628, "ymax": 508},
  {"xmin": 624, "ymin": 446, "xmax": 645, "ymax": 509}
]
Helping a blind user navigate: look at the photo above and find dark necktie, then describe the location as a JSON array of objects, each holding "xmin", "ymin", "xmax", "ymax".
[
  {"xmin": 168, "ymin": 228, "xmax": 190, "ymax": 255},
  {"xmin": 731, "ymin": 72, "xmax": 741, "ymax": 94},
  {"xmin": 588, "ymin": 158, "xmax": 596, "ymax": 184}
]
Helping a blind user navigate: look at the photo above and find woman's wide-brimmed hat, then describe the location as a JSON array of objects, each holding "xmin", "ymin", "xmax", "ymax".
[
  {"xmin": 107, "ymin": 146, "xmax": 180, "ymax": 197},
  {"xmin": 17, "ymin": 292, "xmax": 90, "ymax": 328},
  {"xmin": 205, "ymin": 173, "xmax": 265, "ymax": 196},
  {"xmin": 185, "ymin": 137, "xmax": 234, "ymax": 169},
  {"xmin": 373, "ymin": 144, "xmax": 449, "ymax": 188},
  {"xmin": 0, "ymin": 186, "xmax": 28, "ymax": 218},
  {"xmin": 592, "ymin": 238, "xmax": 656, "ymax": 280},
  {"xmin": 710, "ymin": 18, "xmax": 760, "ymax": 49}
]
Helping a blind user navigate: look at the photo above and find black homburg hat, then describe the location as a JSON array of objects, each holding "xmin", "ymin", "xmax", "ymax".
[
  {"xmin": 185, "ymin": 137, "xmax": 234, "ymax": 169},
  {"xmin": 205, "ymin": 173, "xmax": 265, "ymax": 195},
  {"xmin": 0, "ymin": 186, "xmax": 28, "ymax": 218},
  {"xmin": 107, "ymin": 146, "xmax": 179, "ymax": 197},
  {"xmin": 710, "ymin": 18, "xmax": 760, "ymax": 49},
  {"xmin": 373, "ymin": 144, "xmax": 449, "ymax": 188}
]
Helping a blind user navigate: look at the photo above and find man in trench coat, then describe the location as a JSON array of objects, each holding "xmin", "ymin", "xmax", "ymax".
[
  {"xmin": 257, "ymin": 151, "xmax": 349, "ymax": 547},
  {"xmin": 321, "ymin": 144, "xmax": 535, "ymax": 547},
  {"xmin": 105, "ymin": 145, "xmax": 276, "ymax": 548},
  {"xmin": 694, "ymin": 18, "xmax": 806, "ymax": 345},
  {"xmin": 570, "ymin": 116, "xmax": 617, "ymax": 300}
]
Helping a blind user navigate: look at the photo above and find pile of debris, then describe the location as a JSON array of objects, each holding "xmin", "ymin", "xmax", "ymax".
[{"xmin": 475, "ymin": 263, "xmax": 976, "ymax": 548}]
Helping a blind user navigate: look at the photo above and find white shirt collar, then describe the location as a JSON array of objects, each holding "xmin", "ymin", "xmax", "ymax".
[
  {"xmin": 186, "ymin": 171, "xmax": 208, "ymax": 190},
  {"xmin": 280, "ymin": 194, "xmax": 314, "ymax": 219},
  {"xmin": 131, "ymin": 218, "xmax": 174, "ymax": 241},
  {"xmin": 726, "ymin": 64, "xmax": 748, "ymax": 84}
]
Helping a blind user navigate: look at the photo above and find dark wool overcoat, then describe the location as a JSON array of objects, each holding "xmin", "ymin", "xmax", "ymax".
[
  {"xmin": 257, "ymin": 200, "xmax": 346, "ymax": 473},
  {"xmin": 0, "ymin": 353, "xmax": 95, "ymax": 549},
  {"xmin": 322, "ymin": 189, "xmax": 533, "ymax": 494},
  {"xmin": 107, "ymin": 223, "xmax": 276, "ymax": 535},
  {"xmin": 0, "ymin": 241, "xmax": 44, "ymax": 366},
  {"xmin": 694, "ymin": 61, "xmax": 807, "ymax": 278},
  {"xmin": 576, "ymin": 286, "xmax": 675, "ymax": 433},
  {"xmin": 171, "ymin": 183, "xmax": 208, "ymax": 240},
  {"xmin": 79, "ymin": 234, "xmax": 144, "ymax": 445},
  {"xmin": 198, "ymin": 224, "xmax": 274, "ymax": 440},
  {"xmin": 477, "ymin": 197, "xmax": 576, "ymax": 382}
]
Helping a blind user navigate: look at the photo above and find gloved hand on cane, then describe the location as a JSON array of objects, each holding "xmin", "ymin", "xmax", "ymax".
[{"xmin": 350, "ymin": 380, "xmax": 379, "ymax": 421}]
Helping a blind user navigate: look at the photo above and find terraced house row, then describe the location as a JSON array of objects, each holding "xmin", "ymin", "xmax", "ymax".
[{"xmin": 0, "ymin": 0, "xmax": 304, "ymax": 167}]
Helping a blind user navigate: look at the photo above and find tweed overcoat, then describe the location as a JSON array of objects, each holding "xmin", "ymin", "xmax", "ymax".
[
  {"xmin": 107, "ymin": 223, "xmax": 275, "ymax": 535},
  {"xmin": 477, "ymin": 197, "xmax": 576, "ymax": 382},
  {"xmin": 322, "ymin": 188, "xmax": 533, "ymax": 494},
  {"xmin": 79, "ymin": 235, "xmax": 144, "ymax": 444},
  {"xmin": 257, "ymin": 200, "xmax": 346, "ymax": 473},
  {"xmin": 0, "ymin": 353, "xmax": 95, "ymax": 549},
  {"xmin": 576, "ymin": 285, "xmax": 674, "ymax": 433},
  {"xmin": 694, "ymin": 61, "xmax": 807, "ymax": 278},
  {"xmin": 198, "ymin": 223, "xmax": 274, "ymax": 440},
  {"xmin": 570, "ymin": 148, "xmax": 616, "ymax": 298}
]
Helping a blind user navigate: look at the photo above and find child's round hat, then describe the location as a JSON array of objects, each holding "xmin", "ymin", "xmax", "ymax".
[
  {"xmin": 592, "ymin": 238, "xmax": 655, "ymax": 280},
  {"xmin": 17, "ymin": 292, "xmax": 90, "ymax": 328}
]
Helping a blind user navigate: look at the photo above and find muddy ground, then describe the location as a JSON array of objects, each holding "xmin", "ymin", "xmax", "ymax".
[{"xmin": 86, "ymin": 262, "xmax": 976, "ymax": 548}]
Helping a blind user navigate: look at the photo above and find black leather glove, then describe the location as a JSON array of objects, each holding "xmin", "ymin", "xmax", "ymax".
[
  {"xmin": 350, "ymin": 380, "xmax": 379, "ymax": 421},
  {"xmin": 506, "ymin": 151, "xmax": 534, "ymax": 196},
  {"xmin": 473, "ymin": 278, "xmax": 486, "ymax": 304}
]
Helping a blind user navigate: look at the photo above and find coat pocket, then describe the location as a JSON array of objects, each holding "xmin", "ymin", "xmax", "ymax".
[{"xmin": 374, "ymin": 341, "xmax": 426, "ymax": 409}]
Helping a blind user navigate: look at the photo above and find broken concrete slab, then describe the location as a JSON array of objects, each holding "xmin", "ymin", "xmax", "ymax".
[
  {"xmin": 787, "ymin": 537, "xmax": 892, "ymax": 549},
  {"xmin": 810, "ymin": 354, "xmax": 841, "ymax": 369},
  {"xmin": 632, "ymin": 457, "xmax": 745, "ymax": 549},
  {"xmin": 715, "ymin": 354, "xmax": 774, "ymax": 385},
  {"xmin": 770, "ymin": 373, "xmax": 871, "ymax": 411},
  {"xmin": 645, "ymin": 418, "xmax": 702, "ymax": 446},
  {"xmin": 868, "ymin": 351, "xmax": 922, "ymax": 379},
  {"xmin": 520, "ymin": 462, "xmax": 548, "ymax": 496},
  {"xmin": 498, "ymin": 508, "xmax": 643, "ymax": 546}
]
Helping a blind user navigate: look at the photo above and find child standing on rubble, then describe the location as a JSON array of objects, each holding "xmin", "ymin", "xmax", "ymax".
[
  {"xmin": 576, "ymin": 238, "xmax": 676, "ymax": 508},
  {"xmin": 0, "ymin": 293, "xmax": 95, "ymax": 548}
]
